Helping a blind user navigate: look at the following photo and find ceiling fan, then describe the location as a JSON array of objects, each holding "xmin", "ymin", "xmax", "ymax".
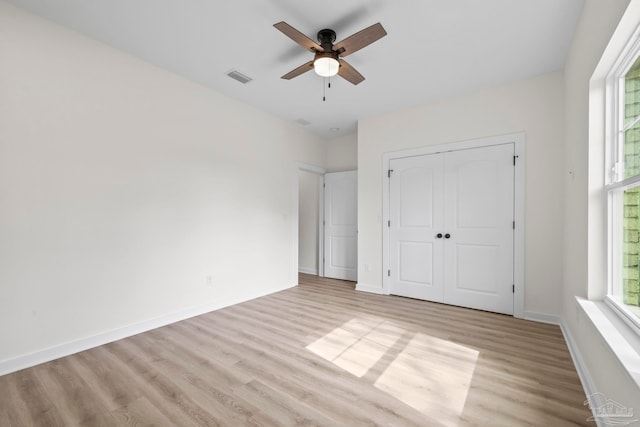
[{"xmin": 273, "ymin": 21, "xmax": 387, "ymax": 85}]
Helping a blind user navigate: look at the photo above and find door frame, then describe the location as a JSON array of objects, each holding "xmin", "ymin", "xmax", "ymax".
[
  {"xmin": 323, "ymin": 170, "xmax": 358, "ymax": 281},
  {"xmin": 293, "ymin": 162, "xmax": 326, "ymax": 285},
  {"xmin": 381, "ymin": 133, "xmax": 525, "ymax": 318}
]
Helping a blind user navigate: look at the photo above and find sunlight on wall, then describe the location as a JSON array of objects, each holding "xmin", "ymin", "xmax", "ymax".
[{"xmin": 306, "ymin": 317, "xmax": 478, "ymax": 422}]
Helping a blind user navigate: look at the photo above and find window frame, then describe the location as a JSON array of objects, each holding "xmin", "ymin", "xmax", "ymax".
[{"xmin": 605, "ymin": 28, "xmax": 640, "ymax": 335}]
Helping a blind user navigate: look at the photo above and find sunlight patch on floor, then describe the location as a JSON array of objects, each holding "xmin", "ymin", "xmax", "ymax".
[
  {"xmin": 306, "ymin": 318, "xmax": 478, "ymax": 421},
  {"xmin": 374, "ymin": 333, "xmax": 478, "ymax": 421},
  {"xmin": 306, "ymin": 318, "xmax": 404, "ymax": 377}
]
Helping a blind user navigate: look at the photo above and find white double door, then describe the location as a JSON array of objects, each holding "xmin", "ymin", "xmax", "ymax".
[{"xmin": 389, "ymin": 143, "xmax": 514, "ymax": 315}]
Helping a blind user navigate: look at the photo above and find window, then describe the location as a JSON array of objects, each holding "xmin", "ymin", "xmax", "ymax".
[{"xmin": 607, "ymin": 38, "xmax": 640, "ymax": 329}]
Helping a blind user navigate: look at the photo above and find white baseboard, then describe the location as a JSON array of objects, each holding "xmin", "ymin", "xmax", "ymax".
[
  {"xmin": 560, "ymin": 319, "xmax": 601, "ymax": 427},
  {"xmin": 524, "ymin": 311, "xmax": 560, "ymax": 325},
  {"xmin": 298, "ymin": 267, "xmax": 318, "ymax": 275},
  {"xmin": 0, "ymin": 284, "xmax": 294, "ymax": 377},
  {"xmin": 355, "ymin": 283, "xmax": 387, "ymax": 295}
]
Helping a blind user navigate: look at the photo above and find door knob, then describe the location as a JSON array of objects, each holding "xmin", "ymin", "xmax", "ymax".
[
  {"xmin": 436, "ymin": 233, "xmax": 443, "ymax": 239},
  {"xmin": 444, "ymin": 233, "xmax": 451, "ymax": 239}
]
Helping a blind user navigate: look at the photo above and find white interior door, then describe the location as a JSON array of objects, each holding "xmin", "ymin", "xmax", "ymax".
[
  {"xmin": 324, "ymin": 171, "xmax": 357, "ymax": 281},
  {"xmin": 389, "ymin": 154, "xmax": 444, "ymax": 301},
  {"xmin": 388, "ymin": 143, "xmax": 514, "ymax": 315},
  {"xmin": 443, "ymin": 144, "xmax": 514, "ymax": 315}
]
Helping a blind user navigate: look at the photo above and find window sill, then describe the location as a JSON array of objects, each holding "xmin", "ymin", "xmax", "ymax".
[
  {"xmin": 576, "ymin": 297, "xmax": 640, "ymax": 389},
  {"xmin": 605, "ymin": 295, "xmax": 640, "ymax": 333}
]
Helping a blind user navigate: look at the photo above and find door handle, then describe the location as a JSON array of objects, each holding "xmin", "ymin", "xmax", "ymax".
[
  {"xmin": 444, "ymin": 233, "xmax": 451, "ymax": 239},
  {"xmin": 436, "ymin": 233, "xmax": 443, "ymax": 239}
]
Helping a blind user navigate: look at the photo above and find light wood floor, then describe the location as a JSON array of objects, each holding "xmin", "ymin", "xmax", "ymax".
[{"xmin": 1, "ymin": 274, "xmax": 591, "ymax": 426}]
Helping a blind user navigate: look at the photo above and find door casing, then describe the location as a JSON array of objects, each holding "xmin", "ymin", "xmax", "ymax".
[{"xmin": 293, "ymin": 162, "xmax": 326, "ymax": 285}]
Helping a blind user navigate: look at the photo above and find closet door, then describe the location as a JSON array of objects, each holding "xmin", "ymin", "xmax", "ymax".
[
  {"xmin": 388, "ymin": 143, "xmax": 515, "ymax": 315},
  {"xmin": 443, "ymin": 144, "xmax": 514, "ymax": 315},
  {"xmin": 389, "ymin": 154, "xmax": 444, "ymax": 301}
]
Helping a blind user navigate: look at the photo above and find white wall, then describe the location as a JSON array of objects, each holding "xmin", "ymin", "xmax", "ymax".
[
  {"xmin": 326, "ymin": 133, "xmax": 357, "ymax": 172},
  {"xmin": 0, "ymin": 2, "xmax": 326, "ymax": 367},
  {"xmin": 562, "ymin": 0, "xmax": 640, "ymax": 409},
  {"xmin": 358, "ymin": 71, "xmax": 565, "ymax": 318},
  {"xmin": 298, "ymin": 171, "xmax": 319, "ymax": 274}
]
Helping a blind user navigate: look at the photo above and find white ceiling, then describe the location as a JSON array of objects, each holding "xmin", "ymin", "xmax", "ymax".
[{"xmin": 7, "ymin": 0, "xmax": 585, "ymax": 138}]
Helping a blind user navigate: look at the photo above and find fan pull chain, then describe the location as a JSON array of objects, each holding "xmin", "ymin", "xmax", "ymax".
[
  {"xmin": 323, "ymin": 77, "xmax": 326, "ymax": 101},
  {"xmin": 322, "ymin": 77, "xmax": 331, "ymax": 102}
]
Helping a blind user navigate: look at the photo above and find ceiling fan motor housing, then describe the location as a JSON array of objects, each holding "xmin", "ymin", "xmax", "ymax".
[
  {"xmin": 315, "ymin": 28, "xmax": 339, "ymax": 67},
  {"xmin": 317, "ymin": 28, "xmax": 336, "ymax": 46}
]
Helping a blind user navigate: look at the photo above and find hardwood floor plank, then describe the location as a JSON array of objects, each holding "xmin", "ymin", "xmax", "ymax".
[
  {"xmin": 103, "ymin": 396, "xmax": 178, "ymax": 427},
  {"xmin": 0, "ymin": 273, "xmax": 591, "ymax": 426},
  {"xmin": 4, "ymin": 368, "xmax": 66, "ymax": 426},
  {"xmin": 70, "ymin": 347, "xmax": 143, "ymax": 411},
  {"xmin": 31, "ymin": 357, "xmax": 111, "ymax": 425},
  {"xmin": 132, "ymin": 330, "xmax": 261, "ymax": 426},
  {"xmin": 105, "ymin": 340, "xmax": 224, "ymax": 426},
  {"xmin": 234, "ymin": 379, "xmax": 339, "ymax": 427}
]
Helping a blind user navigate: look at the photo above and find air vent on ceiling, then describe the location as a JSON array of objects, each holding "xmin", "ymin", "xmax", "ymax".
[
  {"xmin": 295, "ymin": 119, "xmax": 311, "ymax": 126},
  {"xmin": 226, "ymin": 69, "xmax": 253, "ymax": 84}
]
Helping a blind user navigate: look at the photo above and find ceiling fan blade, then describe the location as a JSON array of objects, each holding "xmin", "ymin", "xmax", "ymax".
[
  {"xmin": 338, "ymin": 59, "xmax": 365, "ymax": 85},
  {"xmin": 274, "ymin": 21, "xmax": 324, "ymax": 53},
  {"xmin": 281, "ymin": 61, "xmax": 314, "ymax": 80},
  {"xmin": 334, "ymin": 23, "xmax": 387, "ymax": 57}
]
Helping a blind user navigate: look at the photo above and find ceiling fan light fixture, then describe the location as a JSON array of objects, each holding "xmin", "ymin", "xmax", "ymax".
[
  {"xmin": 313, "ymin": 56, "xmax": 339, "ymax": 77},
  {"xmin": 275, "ymin": 21, "xmax": 386, "ymax": 85}
]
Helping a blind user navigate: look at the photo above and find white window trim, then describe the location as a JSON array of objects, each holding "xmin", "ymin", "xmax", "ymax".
[
  {"xmin": 605, "ymin": 32, "xmax": 640, "ymax": 186},
  {"xmin": 575, "ymin": 297, "xmax": 640, "ymax": 390},
  {"xmin": 581, "ymin": 0, "xmax": 640, "ymax": 394},
  {"xmin": 605, "ymin": 17, "xmax": 640, "ymax": 337},
  {"xmin": 605, "ymin": 295, "xmax": 640, "ymax": 332}
]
